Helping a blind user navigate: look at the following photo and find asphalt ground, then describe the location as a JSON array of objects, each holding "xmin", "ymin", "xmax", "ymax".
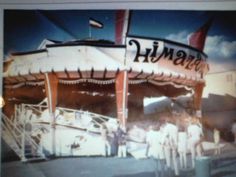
[
  {"xmin": 1, "ymin": 156, "xmax": 190, "ymax": 177},
  {"xmin": 1, "ymin": 143, "xmax": 236, "ymax": 177}
]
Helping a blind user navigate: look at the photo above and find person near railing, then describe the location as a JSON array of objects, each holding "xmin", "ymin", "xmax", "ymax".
[
  {"xmin": 100, "ymin": 123, "xmax": 111, "ymax": 157},
  {"xmin": 110, "ymin": 129, "xmax": 118, "ymax": 156},
  {"xmin": 116, "ymin": 125, "xmax": 127, "ymax": 158}
]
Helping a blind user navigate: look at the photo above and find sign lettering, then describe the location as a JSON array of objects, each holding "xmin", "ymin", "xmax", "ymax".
[{"xmin": 127, "ymin": 37, "xmax": 207, "ymax": 74}]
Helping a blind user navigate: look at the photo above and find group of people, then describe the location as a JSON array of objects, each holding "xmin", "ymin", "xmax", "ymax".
[
  {"xmin": 146, "ymin": 116, "xmax": 204, "ymax": 177},
  {"xmin": 99, "ymin": 116, "xmax": 204, "ymax": 177},
  {"xmin": 100, "ymin": 123, "xmax": 127, "ymax": 158}
]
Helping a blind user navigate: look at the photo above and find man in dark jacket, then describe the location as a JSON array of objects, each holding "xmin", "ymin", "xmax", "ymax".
[{"xmin": 116, "ymin": 125, "xmax": 127, "ymax": 157}]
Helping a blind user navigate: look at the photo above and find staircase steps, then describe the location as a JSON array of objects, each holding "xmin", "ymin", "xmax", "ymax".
[{"xmin": 1, "ymin": 113, "xmax": 46, "ymax": 162}]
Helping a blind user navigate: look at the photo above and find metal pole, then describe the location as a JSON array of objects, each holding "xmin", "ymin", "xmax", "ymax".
[
  {"xmin": 14, "ymin": 104, "xmax": 17, "ymax": 129},
  {"xmin": 89, "ymin": 25, "xmax": 91, "ymax": 38},
  {"xmin": 21, "ymin": 113, "xmax": 26, "ymax": 162},
  {"xmin": 50, "ymin": 112, "xmax": 56, "ymax": 156},
  {"xmin": 122, "ymin": 70, "xmax": 128, "ymax": 130},
  {"xmin": 44, "ymin": 73, "xmax": 58, "ymax": 156}
]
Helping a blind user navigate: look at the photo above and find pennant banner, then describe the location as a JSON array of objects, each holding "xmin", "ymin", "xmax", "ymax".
[{"xmin": 188, "ymin": 19, "xmax": 212, "ymax": 51}]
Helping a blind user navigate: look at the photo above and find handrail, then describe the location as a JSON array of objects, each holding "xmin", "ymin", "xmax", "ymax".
[
  {"xmin": 2, "ymin": 115, "xmax": 22, "ymax": 148},
  {"xmin": 25, "ymin": 105, "xmax": 43, "ymax": 114},
  {"xmin": 2, "ymin": 113, "xmax": 41, "ymax": 152},
  {"xmin": 91, "ymin": 115, "xmax": 108, "ymax": 123},
  {"xmin": 19, "ymin": 103, "xmax": 116, "ymax": 122},
  {"xmin": 56, "ymin": 106, "xmax": 116, "ymax": 120},
  {"xmin": 1, "ymin": 122, "xmax": 23, "ymax": 158},
  {"xmin": 23, "ymin": 103, "xmax": 46, "ymax": 114},
  {"xmin": 1, "ymin": 121, "xmax": 22, "ymax": 149},
  {"xmin": 23, "ymin": 103, "xmax": 48, "ymax": 109},
  {"xmin": 54, "ymin": 107, "xmax": 117, "ymax": 127},
  {"xmin": 2, "ymin": 114, "xmax": 22, "ymax": 136},
  {"xmin": 91, "ymin": 118, "xmax": 102, "ymax": 126}
]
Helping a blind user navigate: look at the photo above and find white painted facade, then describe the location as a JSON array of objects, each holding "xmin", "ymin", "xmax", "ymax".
[{"xmin": 203, "ymin": 70, "xmax": 236, "ymax": 98}]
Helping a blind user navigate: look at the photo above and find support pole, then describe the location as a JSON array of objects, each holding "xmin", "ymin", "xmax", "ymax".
[
  {"xmin": 21, "ymin": 105, "xmax": 26, "ymax": 162},
  {"xmin": 115, "ymin": 10, "xmax": 130, "ymax": 44},
  {"xmin": 115, "ymin": 70, "xmax": 129, "ymax": 129},
  {"xmin": 193, "ymin": 83, "xmax": 205, "ymax": 118},
  {"xmin": 89, "ymin": 25, "xmax": 92, "ymax": 39},
  {"xmin": 44, "ymin": 73, "xmax": 58, "ymax": 156}
]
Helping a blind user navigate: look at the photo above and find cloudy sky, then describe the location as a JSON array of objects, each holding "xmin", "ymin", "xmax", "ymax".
[{"xmin": 4, "ymin": 10, "xmax": 236, "ymax": 73}]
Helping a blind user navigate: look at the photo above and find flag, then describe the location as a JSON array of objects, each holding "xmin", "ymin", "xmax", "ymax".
[
  {"xmin": 188, "ymin": 18, "xmax": 213, "ymax": 51},
  {"xmin": 89, "ymin": 18, "xmax": 103, "ymax": 28}
]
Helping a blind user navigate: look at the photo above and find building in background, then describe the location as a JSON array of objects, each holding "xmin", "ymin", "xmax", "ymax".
[
  {"xmin": 203, "ymin": 70, "xmax": 236, "ymax": 98},
  {"xmin": 202, "ymin": 70, "xmax": 236, "ymax": 141},
  {"xmin": 144, "ymin": 70, "xmax": 236, "ymax": 141}
]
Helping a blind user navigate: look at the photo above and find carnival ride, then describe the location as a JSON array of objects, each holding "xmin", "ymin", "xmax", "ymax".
[{"xmin": 2, "ymin": 10, "xmax": 210, "ymax": 161}]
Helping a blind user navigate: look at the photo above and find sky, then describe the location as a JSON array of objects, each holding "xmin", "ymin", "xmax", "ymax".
[{"xmin": 4, "ymin": 10, "xmax": 236, "ymax": 73}]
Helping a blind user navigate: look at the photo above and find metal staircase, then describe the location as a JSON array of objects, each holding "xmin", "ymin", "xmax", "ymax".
[{"xmin": 1, "ymin": 113, "xmax": 46, "ymax": 162}]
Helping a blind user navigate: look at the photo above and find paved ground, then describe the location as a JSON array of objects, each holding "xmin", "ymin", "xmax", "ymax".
[
  {"xmin": 1, "ymin": 156, "xmax": 191, "ymax": 177},
  {"xmin": 1, "ymin": 143, "xmax": 236, "ymax": 177}
]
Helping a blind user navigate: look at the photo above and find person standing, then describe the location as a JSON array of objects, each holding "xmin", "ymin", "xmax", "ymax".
[
  {"xmin": 178, "ymin": 124, "xmax": 188, "ymax": 169},
  {"xmin": 155, "ymin": 124, "xmax": 166, "ymax": 177},
  {"xmin": 187, "ymin": 118, "xmax": 204, "ymax": 168},
  {"xmin": 100, "ymin": 123, "xmax": 111, "ymax": 157},
  {"xmin": 161, "ymin": 118, "xmax": 179, "ymax": 176},
  {"xmin": 110, "ymin": 130, "xmax": 118, "ymax": 156},
  {"xmin": 213, "ymin": 128, "xmax": 221, "ymax": 155},
  {"xmin": 145, "ymin": 124, "xmax": 166, "ymax": 177},
  {"xmin": 116, "ymin": 125, "xmax": 127, "ymax": 158},
  {"xmin": 231, "ymin": 120, "xmax": 236, "ymax": 144},
  {"xmin": 146, "ymin": 125, "xmax": 154, "ymax": 157},
  {"xmin": 160, "ymin": 119, "xmax": 171, "ymax": 170}
]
